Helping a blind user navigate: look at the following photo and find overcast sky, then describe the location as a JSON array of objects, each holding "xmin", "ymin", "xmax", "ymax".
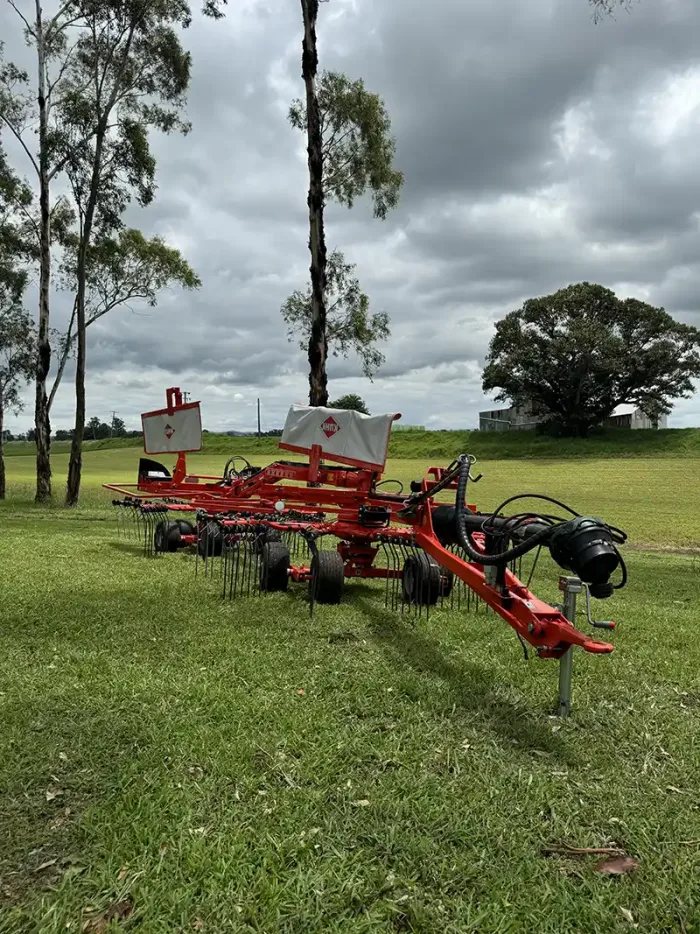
[{"xmin": 4, "ymin": 0, "xmax": 700, "ymax": 433}]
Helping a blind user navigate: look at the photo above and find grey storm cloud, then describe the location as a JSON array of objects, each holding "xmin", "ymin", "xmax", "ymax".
[{"xmin": 4, "ymin": 0, "xmax": 700, "ymax": 433}]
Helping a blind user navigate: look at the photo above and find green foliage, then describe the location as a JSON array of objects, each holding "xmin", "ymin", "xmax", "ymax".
[
  {"xmin": 61, "ymin": 227, "xmax": 200, "ymax": 323},
  {"xmin": 0, "ymin": 143, "xmax": 33, "ymax": 282},
  {"xmin": 282, "ymin": 249, "xmax": 390, "ymax": 379},
  {"xmin": 111, "ymin": 415, "xmax": 126, "ymax": 437},
  {"xmin": 0, "ymin": 146, "xmax": 34, "ymax": 418},
  {"xmin": 56, "ymin": 1, "xmax": 197, "ymax": 235},
  {"xmin": 329, "ymin": 393, "xmax": 369, "ymax": 414},
  {"xmin": 0, "ymin": 306, "xmax": 34, "ymax": 414},
  {"xmin": 289, "ymin": 70, "xmax": 404, "ymax": 219},
  {"xmin": 483, "ymin": 282, "xmax": 700, "ymax": 438}
]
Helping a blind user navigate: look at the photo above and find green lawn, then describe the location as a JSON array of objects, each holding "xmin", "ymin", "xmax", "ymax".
[{"xmin": 1, "ymin": 451, "xmax": 699, "ymax": 933}]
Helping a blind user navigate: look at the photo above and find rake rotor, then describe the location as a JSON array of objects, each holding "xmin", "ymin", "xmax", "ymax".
[{"xmin": 104, "ymin": 388, "xmax": 631, "ymax": 715}]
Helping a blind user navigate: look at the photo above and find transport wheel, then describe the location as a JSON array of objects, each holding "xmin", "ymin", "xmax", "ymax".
[
  {"xmin": 402, "ymin": 553, "xmax": 442, "ymax": 606},
  {"xmin": 309, "ymin": 550, "xmax": 345, "ymax": 605},
  {"xmin": 253, "ymin": 527, "xmax": 283, "ymax": 555},
  {"xmin": 259, "ymin": 542, "xmax": 290, "ymax": 592},
  {"xmin": 176, "ymin": 519, "xmax": 195, "ymax": 537},
  {"xmin": 154, "ymin": 520, "xmax": 182, "ymax": 554},
  {"xmin": 440, "ymin": 568, "xmax": 454, "ymax": 599},
  {"xmin": 197, "ymin": 520, "xmax": 224, "ymax": 558}
]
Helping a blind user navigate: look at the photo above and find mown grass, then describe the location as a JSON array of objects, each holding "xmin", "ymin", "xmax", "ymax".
[
  {"xmin": 6, "ymin": 424, "xmax": 700, "ymax": 460},
  {"xmin": 1, "ymin": 451, "xmax": 699, "ymax": 933}
]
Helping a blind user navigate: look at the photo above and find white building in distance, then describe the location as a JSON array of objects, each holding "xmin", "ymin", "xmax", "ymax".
[{"xmin": 478, "ymin": 402, "xmax": 667, "ymax": 431}]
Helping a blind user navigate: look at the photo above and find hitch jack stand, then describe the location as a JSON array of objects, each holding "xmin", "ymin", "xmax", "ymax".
[{"xmin": 557, "ymin": 576, "xmax": 582, "ymax": 717}]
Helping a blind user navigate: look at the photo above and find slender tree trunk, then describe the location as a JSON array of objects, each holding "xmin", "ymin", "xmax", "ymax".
[
  {"xmin": 0, "ymin": 388, "xmax": 5, "ymax": 500},
  {"xmin": 300, "ymin": 0, "xmax": 328, "ymax": 406},
  {"xmin": 66, "ymin": 129, "xmax": 106, "ymax": 505},
  {"xmin": 34, "ymin": 0, "xmax": 52, "ymax": 502}
]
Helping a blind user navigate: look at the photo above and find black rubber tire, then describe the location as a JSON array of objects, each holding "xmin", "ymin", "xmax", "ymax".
[
  {"xmin": 253, "ymin": 527, "xmax": 283, "ymax": 555},
  {"xmin": 310, "ymin": 550, "xmax": 345, "ymax": 605},
  {"xmin": 154, "ymin": 520, "xmax": 182, "ymax": 554},
  {"xmin": 176, "ymin": 519, "xmax": 195, "ymax": 537},
  {"xmin": 197, "ymin": 520, "xmax": 224, "ymax": 558},
  {"xmin": 440, "ymin": 568, "xmax": 454, "ymax": 599},
  {"xmin": 402, "ymin": 553, "xmax": 442, "ymax": 606},
  {"xmin": 259, "ymin": 542, "xmax": 290, "ymax": 592}
]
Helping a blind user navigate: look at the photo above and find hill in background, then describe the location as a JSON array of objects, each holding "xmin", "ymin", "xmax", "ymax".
[{"xmin": 5, "ymin": 426, "xmax": 700, "ymax": 460}]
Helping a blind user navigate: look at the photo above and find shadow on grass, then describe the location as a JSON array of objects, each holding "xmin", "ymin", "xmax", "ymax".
[
  {"xmin": 355, "ymin": 597, "xmax": 570, "ymax": 762},
  {"xmin": 107, "ymin": 540, "xmax": 148, "ymax": 557}
]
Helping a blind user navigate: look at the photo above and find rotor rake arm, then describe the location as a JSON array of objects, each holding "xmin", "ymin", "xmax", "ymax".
[{"xmin": 413, "ymin": 526, "xmax": 614, "ymax": 658}]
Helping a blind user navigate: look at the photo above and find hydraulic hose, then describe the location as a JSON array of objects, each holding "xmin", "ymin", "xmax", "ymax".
[{"xmin": 454, "ymin": 457, "xmax": 556, "ymax": 565}]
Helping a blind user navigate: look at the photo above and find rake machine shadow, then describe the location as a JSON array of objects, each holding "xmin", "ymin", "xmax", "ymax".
[{"xmin": 105, "ymin": 387, "xmax": 629, "ymax": 716}]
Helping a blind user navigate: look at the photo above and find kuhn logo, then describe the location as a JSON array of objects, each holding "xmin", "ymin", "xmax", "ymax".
[
  {"xmin": 321, "ymin": 416, "xmax": 341, "ymax": 439},
  {"xmin": 164, "ymin": 424, "xmax": 175, "ymax": 439}
]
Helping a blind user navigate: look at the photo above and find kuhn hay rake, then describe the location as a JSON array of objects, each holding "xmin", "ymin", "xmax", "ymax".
[{"xmin": 105, "ymin": 387, "xmax": 628, "ymax": 715}]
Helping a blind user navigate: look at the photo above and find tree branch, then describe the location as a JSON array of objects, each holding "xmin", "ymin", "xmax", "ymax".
[
  {"xmin": 6, "ymin": 0, "xmax": 35, "ymax": 37},
  {"xmin": 0, "ymin": 113, "xmax": 39, "ymax": 176}
]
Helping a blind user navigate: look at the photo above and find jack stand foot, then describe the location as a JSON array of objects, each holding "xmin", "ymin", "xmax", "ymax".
[{"xmin": 557, "ymin": 576, "xmax": 582, "ymax": 717}]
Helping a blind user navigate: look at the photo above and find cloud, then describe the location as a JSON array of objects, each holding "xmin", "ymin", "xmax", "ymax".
[{"xmin": 3, "ymin": 0, "xmax": 700, "ymax": 436}]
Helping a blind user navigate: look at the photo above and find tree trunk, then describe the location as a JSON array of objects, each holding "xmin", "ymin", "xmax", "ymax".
[
  {"xmin": 34, "ymin": 0, "xmax": 52, "ymax": 502},
  {"xmin": 0, "ymin": 387, "xmax": 5, "ymax": 500},
  {"xmin": 66, "ymin": 128, "xmax": 106, "ymax": 506},
  {"xmin": 300, "ymin": 0, "xmax": 328, "ymax": 407},
  {"xmin": 65, "ymin": 312, "xmax": 85, "ymax": 505}
]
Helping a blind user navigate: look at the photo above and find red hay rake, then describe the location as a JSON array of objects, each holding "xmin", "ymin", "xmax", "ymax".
[{"xmin": 105, "ymin": 388, "xmax": 628, "ymax": 716}]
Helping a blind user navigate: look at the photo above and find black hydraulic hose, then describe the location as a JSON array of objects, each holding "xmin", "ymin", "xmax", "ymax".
[
  {"xmin": 454, "ymin": 459, "xmax": 556, "ymax": 565},
  {"xmin": 614, "ymin": 552, "xmax": 627, "ymax": 589}
]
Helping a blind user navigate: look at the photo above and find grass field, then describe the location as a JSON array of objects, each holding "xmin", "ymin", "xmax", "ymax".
[
  {"xmin": 5, "ymin": 425, "xmax": 700, "ymax": 461},
  {"xmin": 1, "ymin": 449, "xmax": 699, "ymax": 933}
]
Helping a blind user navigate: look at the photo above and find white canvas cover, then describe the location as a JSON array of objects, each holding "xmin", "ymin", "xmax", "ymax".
[
  {"xmin": 142, "ymin": 403, "xmax": 203, "ymax": 454},
  {"xmin": 280, "ymin": 404, "xmax": 399, "ymax": 468}
]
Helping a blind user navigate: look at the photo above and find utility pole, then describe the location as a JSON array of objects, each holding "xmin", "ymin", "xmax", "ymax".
[
  {"xmin": 183, "ymin": 391, "xmax": 191, "ymax": 404},
  {"xmin": 110, "ymin": 410, "xmax": 117, "ymax": 438},
  {"xmin": 257, "ymin": 398, "xmax": 261, "ymax": 438}
]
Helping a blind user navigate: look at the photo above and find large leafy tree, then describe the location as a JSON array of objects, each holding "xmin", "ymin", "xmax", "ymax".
[
  {"xmin": 51, "ymin": 228, "xmax": 200, "ymax": 415},
  {"xmin": 281, "ymin": 249, "xmax": 389, "ymax": 380},
  {"xmin": 54, "ymin": 0, "xmax": 217, "ymax": 506},
  {"xmin": 292, "ymin": 3, "xmax": 402, "ymax": 406},
  {"xmin": 1, "ymin": 0, "xmax": 225, "ymax": 503},
  {"xmin": 482, "ymin": 282, "xmax": 700, "ymax": 437},
  {"xmin": 329, "ymin": 393, "xmax": 369, "ymax": 414},
  {"xmin": 0, "ymin": 8, "xmax": 82, "ymax": 502}
]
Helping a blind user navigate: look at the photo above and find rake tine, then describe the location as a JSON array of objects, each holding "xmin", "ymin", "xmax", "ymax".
[
  {"xmin": 243, "ymin": 532, "xmax": 252, "ymax": 594},
  {"xmin": 307, "ymin": 536, "xmax": 319, "ymax": 618},
  {"xmin": 395, "ymin": 542, "xmax": 403, "ymax": 614},
  {"xmin": 399, "ymin": 542, "xmax": 410, "ymax": 617},
  {"xmin": 232, "ymin": 536, "xmax": 242, "ymax": 599},
  {"xmin": 141, "ymin": 508, "xmax": 149, "ymax": 557},
  {"xmin": 221, "ymin": 526, "xmax": 230, "ymax": 598},
  {"xmin": 381, "ymin": 540, "xmax": 391, "ymax": 609},
  {"xmin": 195, "ymin": 516, "xmax": 202, "ymax": 579},
  {"xmin": 384, "ymin": 540, "xmax": 395, "ymax": 610}
]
